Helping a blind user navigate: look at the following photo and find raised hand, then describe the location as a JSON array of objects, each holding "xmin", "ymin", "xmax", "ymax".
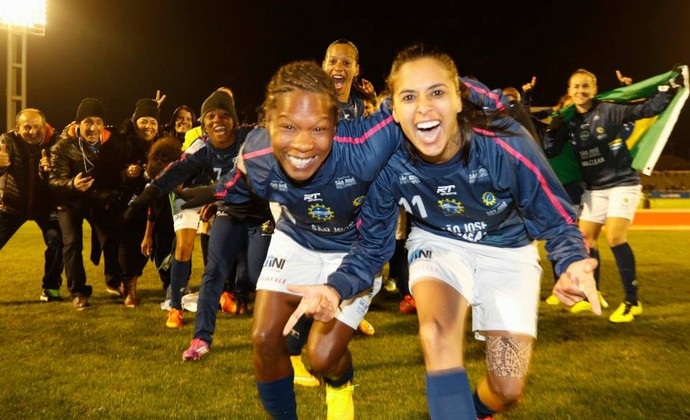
[
  {"xmin": 615, "ymin": 70, "xmax": 633, "ymax": 86},
  {"xmin": 154, "ymin": 90, "xmax": 167, "ymax": 108},
  {"xmin": 522, "ymin": 76, "xmax": 537, "ymax": 92},
  {"xmin": 40, "ymin": 149, "xmax": 52, "ymax": 172}
]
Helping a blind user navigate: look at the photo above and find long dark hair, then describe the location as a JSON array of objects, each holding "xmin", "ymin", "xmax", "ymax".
[{"xmin": 386, "ymin": 43, "xmax": 510, "ymax": 164}]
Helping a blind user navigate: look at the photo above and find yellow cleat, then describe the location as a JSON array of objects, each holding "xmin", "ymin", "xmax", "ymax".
[
  {"xmin": 598, "ymin": 292, "xmax": 609, "ymax": 309},
  {"xmin": 326, "ymin": 381, "xmax": 355, "ymax": 420},
  {"xmin": 609, "ymin": 301, "xmax": 642, "ymax": 323},
  {"xmin": 290, "ymin": 355, "xmax": 320, "ymax": 387},
  {"xmin": 545, "ymin": 294, "xmax": 560, "ymax": 305},
  {"xmin": 165, "ymin": 308, "xmax": 183, "ymax": 329},
  {"xmin": 569, "ymin": 291, "xmax": 609, "ymax": 313},
  {"xmin": 357, "ymin": 319, "xmax": 375, "ymax": 336}
]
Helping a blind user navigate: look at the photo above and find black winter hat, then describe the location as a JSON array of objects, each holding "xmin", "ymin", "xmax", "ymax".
[
  {"xmin": 199, "ymin": 91, "xmax": 238, "ymax": 125},
  {"xmin": 75, "ymin": 98, "xmax": 106, "ymax": 123},
  {"xmin": 132, "ymin": 98, "xmax": 160, "ymax": 122}
]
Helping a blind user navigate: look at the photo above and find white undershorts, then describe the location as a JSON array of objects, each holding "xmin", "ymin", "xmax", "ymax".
[
  {"xmin": 579, "ymin": 184, "xmax": 642, "ymax": 224},
  {"xmin": 406, "ymin": 227, "xmax": 542, "ymax": 340},
  {"xmin": 256, "ymin": 230, "xmax": 381, "ymax": 330},
  {"xmin": 172, "ymin": 197, "xmax": 202, "ymax": 232}
]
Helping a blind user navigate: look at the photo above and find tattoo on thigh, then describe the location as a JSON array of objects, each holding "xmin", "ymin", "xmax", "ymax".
[{"xmin": 486, "ymin": 336, "xmax": 531, "ymax": 378}]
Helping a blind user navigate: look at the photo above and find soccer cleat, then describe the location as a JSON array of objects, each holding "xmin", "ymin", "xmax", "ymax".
[
  {"xmin": 399, "ymin": 295, "xmax": 417, "ymax": 314},
  {"xmin": 598, "ymin": 291, "xmax": 609, "ymax": 309},
  {"xmin": 40, "ymin": 289, "xmax": 63, "ymax": 302},
  {"xmin": 570, "ymin": 291, "xmax": 609, "ymax": 313},
  {"xmin": 182, "ymin": 338, "xmax": 210, "ymax": 361},
  {"xmin": 326, "ymin": 381, "xmax": 355, "ymax": 420},
  {"xmin": 220, "ymin": 291, "xmax": 238, "ymax": 315},
  {"xmin": 358, "ymin": 319, "xmax": 375, "ymax": 336},
  {"xmin": 609, "ymin": 301, "xmax": 643, "ymax": 323},
  {"xmin": 290, "ymin": 355, "xmax": 320, "ymax": 387},
  {"xmin": 181, "ymin": 292, "xmax": 199, "ymax": 313},
  {"xmin": 383, "ymin": 278, "xmax": 398, "ymax": 293},
  {"xmin": 73, "ymin": 296, "xmax": 91, "ymax": 311},
  {"xmin": 545, "ymin": 294, "xmax": 560, "ymax": 305},
  {"xmin": 166, "ymin": 308, "xmax": 184, "ymax": 329}
]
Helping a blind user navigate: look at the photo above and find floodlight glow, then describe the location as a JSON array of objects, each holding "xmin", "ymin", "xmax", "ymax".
[{"xmin": 0, "ymin": 0, "xmax": 46, "ymax": 34}]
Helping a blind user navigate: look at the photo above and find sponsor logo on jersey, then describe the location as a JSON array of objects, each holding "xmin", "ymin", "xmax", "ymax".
[
  {"xmin": 409, "ymin": 249, "xmax": 432, "ymax": 263},
  {"xmin": 399, "ymin": 172, "xmax": 421, "ymax": 185},
  {"xmin": 438, "ymin": 198, "xmax": 464, "ymax": 215},
  {"xmin": 436, "ymin": 185, "xmax": 457, "ymax": 196},
  {"xmin": 308, "ymin": 203, "xmax": 334, "ymax": 221},
  {"xmin": 270, "ymin": 180, "xmax": 288, "ymax": 192},
  {"xmin": 481, "ymin": 192, "xmax": 497, "ymax": 206},
  {"xmin": 335, "ymin": 176, "xmax": 357, "ymax": 189},
  {"xmin": 304, "ymin": 192, "xmax": 322, "ymax": 202},
  {"xmin": 468, "ymin": 167, "xmax": 489, "ymax": 184},
  {"xmin": 263, "ymin": 256, "xmax": 286, "ymax": 269},
  {"xmin": 352, "ymin": 195, "xmax": 365, "ymax": 207}
]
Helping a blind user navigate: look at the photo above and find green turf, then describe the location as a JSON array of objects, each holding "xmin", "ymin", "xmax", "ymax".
[{"xmin": 1, "ymin": 224, "xmax": 689, "ymax": 418}]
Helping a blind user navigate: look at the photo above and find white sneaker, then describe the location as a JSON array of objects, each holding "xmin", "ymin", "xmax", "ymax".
[
  {"xmin": 160, "ymin": 299, "xmax": 172, "ymax": 310},
  {"xmin": 182, "ymin": 292, "xmax": 199, "ymax": 313}
]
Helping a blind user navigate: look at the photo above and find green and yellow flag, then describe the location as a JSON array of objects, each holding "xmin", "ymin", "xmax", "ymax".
[{"xmin": 550, "ymin": 65, "xmax": 688, "ymax": 178}]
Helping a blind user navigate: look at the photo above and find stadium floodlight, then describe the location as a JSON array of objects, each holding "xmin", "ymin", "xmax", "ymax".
[{"xmin": 0, "ymin": 0, "xmax": 46, "ymax": 131}]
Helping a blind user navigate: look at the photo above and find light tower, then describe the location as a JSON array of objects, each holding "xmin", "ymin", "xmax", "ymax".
[{"xmin": 0, "ymin": 0, "xmax": 46, "ymax": 131}]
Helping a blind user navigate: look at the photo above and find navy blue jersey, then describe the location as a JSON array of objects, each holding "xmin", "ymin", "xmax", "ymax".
[
  {"xmin": 152, "ymin": 126, "xmax": 252, "ymax": 192},
  {"xmin": 214, "ymin": 108, "xmax": 403, "ymax": 255},
  {"xmin": 329, "ymin": 119, "xmax": 590, "ymax": 299},
  {"xmin": 544, "ymin": 91, "xmax": 671, "ymax": 189},
  {"xmin": 151, "ymin": 126, "xmax": 271, "ymax": 222}
]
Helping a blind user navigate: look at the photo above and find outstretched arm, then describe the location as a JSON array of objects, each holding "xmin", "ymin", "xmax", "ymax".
[{"xmin": 552, "ymin": 258, "xmax": 601, "ymax": 315}]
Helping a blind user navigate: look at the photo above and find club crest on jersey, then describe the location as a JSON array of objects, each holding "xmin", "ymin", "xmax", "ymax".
[
  {"xmin": 438, "ymin": 198, "xmax": 464, "ymax": 215},
  {"xmin": 335, "ymin": 176, "xmax": 357, "ymax": 189},
  {"xmin": 608, "ymin": 138, "xmax": 623, "ymax": 151},
  {"xmin": 270, "ymin": 180, "xmax": 288, "ymax": 192},
  {"xmin": 399, "ymin": 172, "xmax": 421, "ymax": 185},
  {"xmin": 304, "ymin": 192, "xmax": 322, "ymax": 202},
  {"xmin": 436, "ymin": 185, "xmax": 457, "ymax": 196},
  {"xmin": 481, "ymin": 192, "xmax": 497, "ymax": 206},
  {"xmin": 352, "ymin": 195, "xmax": 365, "ymax": 207},
  {"xmin": 308, "ymin": 203, "xmax": 334, "ymax": 221}
]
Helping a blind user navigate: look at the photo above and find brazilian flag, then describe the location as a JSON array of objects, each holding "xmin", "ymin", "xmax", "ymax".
[{"xmin": 549, "ymin": 65, "xmax": 689, "ymax": 179}]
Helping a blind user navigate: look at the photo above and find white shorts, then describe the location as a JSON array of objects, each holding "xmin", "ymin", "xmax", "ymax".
[
  {"xmin": 579, "ymin": 185, "xmax": 642, "ymax": 224},
  {"xmin": 256, "ymin": 230, "xmax": 381, "ymax": 330},
  {"xmin": 406, "ymin": 227, "xmax": 542, "ymax": 340},
  {"xmin": 172, "ymin": 197, "xmax": 202, "ymax": 232}
]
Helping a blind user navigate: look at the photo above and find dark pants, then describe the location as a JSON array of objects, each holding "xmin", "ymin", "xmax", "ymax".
[
  {"xmin": 0, "ymin": 211, "xmax": 63, "ymax": 290},
  {"xmin": 194, "ymin": 214, "xmax": 271, "ymax": 345},
  {"xmin": 57, "ymin": 207, "xmax": 120, "ymax": 297},
  {"xmin": 152, "ymin": 203, "xmax": 175, "ymax": 290}
]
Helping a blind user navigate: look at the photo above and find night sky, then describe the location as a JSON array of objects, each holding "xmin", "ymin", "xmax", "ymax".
[{"xmin": 3, "ymin": 0, "xmax": 690, "ymax": 158}]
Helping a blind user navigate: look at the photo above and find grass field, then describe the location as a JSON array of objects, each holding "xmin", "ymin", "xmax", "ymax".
[{"xmin": 1, "ymin": 224, "xmax": 689, "ymax": 419}]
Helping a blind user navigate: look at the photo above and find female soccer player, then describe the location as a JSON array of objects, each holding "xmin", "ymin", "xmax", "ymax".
[
  {"xmin": 544, "ymin": 68, "xmax": 681, "ymax": 322},
  {"xmin": 285, "ymin": 44, "xmax": 601, "ymax": 419}
]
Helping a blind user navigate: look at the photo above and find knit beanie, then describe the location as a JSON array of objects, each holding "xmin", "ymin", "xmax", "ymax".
[
  {"xmin": 199, "ymin": 90, "xmax": 238, "ymax": 125},
  {"xmin": 132, "ymin": 98, "xmax": 160, "ymax": 122},
  {"xmin": 75, "ymin": 98, "xmax": 106, "ymax": 123}
]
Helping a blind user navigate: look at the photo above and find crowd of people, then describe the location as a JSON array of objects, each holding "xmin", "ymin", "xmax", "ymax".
[{"xmin": 1, "ymin": 38, "xmax": 684, "ymax": 419}]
